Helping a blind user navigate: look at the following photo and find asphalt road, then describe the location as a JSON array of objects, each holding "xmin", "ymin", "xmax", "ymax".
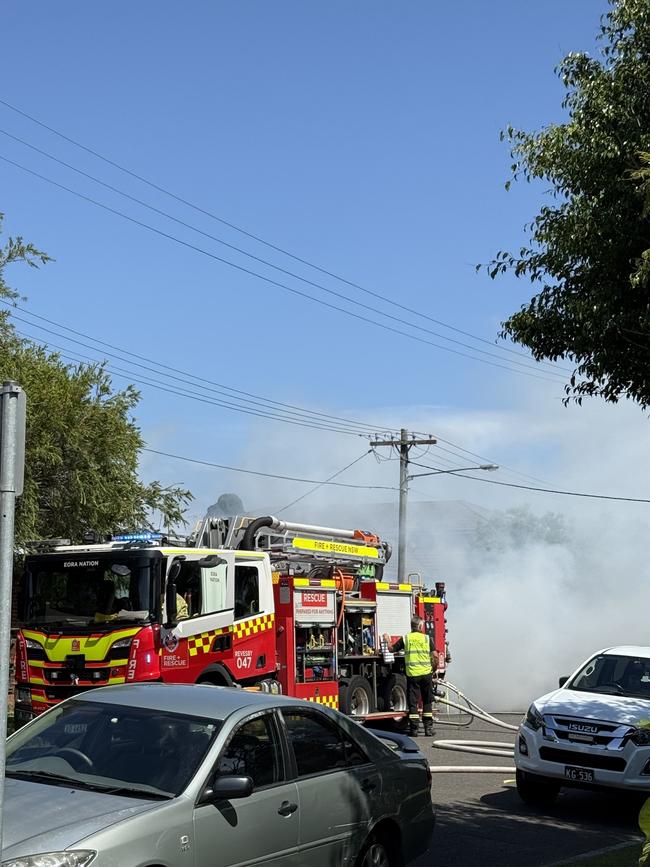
[{"xmin": 408, "ymin": 713, "xmax": 644, "ymax": 867}]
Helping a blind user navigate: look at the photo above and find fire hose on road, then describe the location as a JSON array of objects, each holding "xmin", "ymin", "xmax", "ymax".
[{"xmin": 429, "ymin": 680, "xmax": 518, "ymax": 774}]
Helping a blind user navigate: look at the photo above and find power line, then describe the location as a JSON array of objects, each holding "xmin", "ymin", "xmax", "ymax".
[
  {"xmin": 276, "ymin": 451, "xmax": 372, "ymax": 513},
  {"xmin": 0, "ymin": 97, "xmax": 567, "ymax": 374},
  {"xmin": 15, "ymin": 328, "xmax": 371, "ymax": 437},
  {"xmin": 20, "ymin": 326, "xmax": 553, "ymax": 491},
  {"xmin": 424, "ymin": 440, "xmax": 549, "ymax": 486},
  {"xmin": 0, "ymin": 126, "xmax": 569, "ymax": 380},
  {"xmin": 11, "ymin": 306, "xmax": 541, "ymax": 483},
  {"xmin": 142, "ymin": 447, "xmax": 399, "ymax": 491},
  {"xmin": 0, "ymin": 153, "xmax": 565, "ymax": 385},
  {"xmin": 11, "ymin": 307, "xmax": 544, "ymax": 485},
  {"xmin": 408, "ymin": 460, "xmax": 650, "ymax": 504},
  {"xmin": 3, "ymin": 300, "xmax": 399, "ymax": 436}
]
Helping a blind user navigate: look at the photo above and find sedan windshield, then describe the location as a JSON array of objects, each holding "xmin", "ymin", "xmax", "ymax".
[
  {"xmin": 7, "ymin": 701, "xmax": 221, "ymax": 798},
  {"xmin": 568, "ymin": 654, "xmax": 650, "ymax": 699},
  {"xmin": 22, "ymin": 554, "xmax": 159, "ymax": 629}
]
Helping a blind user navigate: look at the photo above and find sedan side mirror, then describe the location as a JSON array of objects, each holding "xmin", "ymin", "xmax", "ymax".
[
  {"xmin": 200, "ymin": 775, "xmax": 254, "ymax": 803},
  {"xmin": 559, "ymin": 676, "xmax": 569, "ymax": 688}
]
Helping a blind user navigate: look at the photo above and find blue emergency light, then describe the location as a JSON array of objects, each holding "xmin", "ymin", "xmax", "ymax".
[{"xmin": 112, "ymin": 532, "xmax": 163, "ymax": 542}]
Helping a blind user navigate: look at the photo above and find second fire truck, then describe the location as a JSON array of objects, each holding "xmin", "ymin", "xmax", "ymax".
[{"xmin": 14, "ymin": 515, "xmax": 449, "ymax": 725}]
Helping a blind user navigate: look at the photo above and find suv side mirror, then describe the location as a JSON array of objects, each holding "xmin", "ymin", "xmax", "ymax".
[
  {"xmin": 200, "ymin": 775, "xmax": 254, "ymax": 803},
  {"xmin": 559, "ymin": 676, "xmax": 569, "ymax": 688}
]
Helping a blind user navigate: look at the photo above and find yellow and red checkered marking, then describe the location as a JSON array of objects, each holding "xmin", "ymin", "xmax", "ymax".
[
  {"xmin": 187, "ymin": 626, "xmax": 228, "ymax": 657},
  {"xmin": 308, "ymin": 694, "xmax": 339, "ymax": 709},
  {"xmin": 233, "ymin": 613, "xmax": 275, "ymax": 640},
  {"xmin": 187, "ymin": 614, "xmax": 275, "ymax": 657}
]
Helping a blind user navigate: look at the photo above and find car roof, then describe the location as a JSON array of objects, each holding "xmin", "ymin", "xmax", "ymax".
[
  {"xmin": 67, "ymin": 683, "xmax": 317, "ymax": 719},
  {"xmin": 601, "ymin": 646, "xmax": 650, "ymax": 658}
]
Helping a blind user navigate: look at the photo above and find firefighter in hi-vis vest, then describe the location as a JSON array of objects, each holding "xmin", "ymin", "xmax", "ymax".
[{"xmin": 384, "ymin": 616, "xmax": 439, "ymax": 737}]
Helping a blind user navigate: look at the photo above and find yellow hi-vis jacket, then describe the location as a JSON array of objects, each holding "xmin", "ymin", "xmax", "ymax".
[{"xmin": 404, "ymin": 631, "xmax": 432, "ymax": 678}]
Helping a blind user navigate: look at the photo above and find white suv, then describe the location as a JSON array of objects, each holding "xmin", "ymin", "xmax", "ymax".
[{"xmin": 516, "ymin": 646, "xmax": 650, "ymax": 805}]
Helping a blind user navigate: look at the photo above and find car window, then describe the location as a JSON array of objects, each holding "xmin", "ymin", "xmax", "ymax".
[
  {"xmin": 569, "ymin": 654, "xmax": 650, "ymax": 698},
  {"xmin": 7, "ymin": 701, "xmax": 220, "ymax": 797},
  {"xmin": 176, "ymin": 561, "xmax": 202, "ymax": 618},
  {"xmin": 216, "ymin": 714, "xmax": 283, "ymax": 789},
  {"xmin": 283, "ymin": 710, "xmax": 366, "ymax": 777},
  {"xmin": 234, "ymin": 565, "xmax": 260, "ymax": 620}
]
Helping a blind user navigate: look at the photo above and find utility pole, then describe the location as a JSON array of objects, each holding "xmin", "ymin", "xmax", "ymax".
[
  {"xmin": 0, "ymin": 382, "xmax": 26, "ymax": 858},
  {"xmin": 370, "ymin": 429, "xmax": 437, "ymax": 583}
]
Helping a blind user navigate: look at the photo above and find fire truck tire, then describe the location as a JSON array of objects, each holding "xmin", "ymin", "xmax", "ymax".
[
  {"xmin": 197, "ymin": 664, "xmax": 234, "ymax": 688},
  {"xmin": 379, "ymin": 673, "xmax": 408, "ymax": 713},
  {"xmin": 339, "ymin": 676, "xmax": 375, "ymax": 717}
]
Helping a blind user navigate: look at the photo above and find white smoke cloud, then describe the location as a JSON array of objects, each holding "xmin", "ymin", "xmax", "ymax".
[
  {"xmin": 150, "ymin": 379, "xmax": 650, "ymax": 710},
  {"xmin": 445, "ymin": 510, "xmax": 650, "ymax": 710}
]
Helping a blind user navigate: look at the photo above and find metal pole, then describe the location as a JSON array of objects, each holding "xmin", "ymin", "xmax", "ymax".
[
  {"xmin": 397, "ymin": 428, "xmax": 409, "ymax": 583},
  {"xmin": 0, "ymin": 381, "xmax": 25, "ymax": 857},
  {"xmin": 370, "ymin": 431, "xmax": 436, "ymax": 584}
]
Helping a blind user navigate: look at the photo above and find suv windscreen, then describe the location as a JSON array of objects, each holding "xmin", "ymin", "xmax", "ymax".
[{"xmin": 568, "ymin": 654, "xmax": 650, "ymax": 699}]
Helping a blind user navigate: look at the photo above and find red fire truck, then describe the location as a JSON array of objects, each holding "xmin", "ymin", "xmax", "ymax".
[{"xmin": 13, "ymin": 515, "xmax": 448, "ymax": 726}]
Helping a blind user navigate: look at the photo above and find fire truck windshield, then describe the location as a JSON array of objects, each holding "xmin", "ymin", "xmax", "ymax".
[{"xmin": 21, "ymin": 553, "xmax": 160, "ymax": 631}]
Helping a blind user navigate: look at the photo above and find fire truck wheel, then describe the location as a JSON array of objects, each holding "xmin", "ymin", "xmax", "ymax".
[
  {"xmin": 379, "ymin": 673, "xmax": 408, "ymax": 713},
  {"xmin": 339, "ymin": 675, "xmax": 374, "ymax": 717}
]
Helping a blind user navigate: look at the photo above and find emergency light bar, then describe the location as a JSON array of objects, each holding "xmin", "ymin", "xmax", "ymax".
[{"xmin": 112, "ymin": 532, "xmax": 163, "ymax": 542}]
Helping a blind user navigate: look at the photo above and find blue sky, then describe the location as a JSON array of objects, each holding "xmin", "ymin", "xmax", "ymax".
[{"xmin": 6, "ymin": 0, "xmax": 643, "ymax": 523}]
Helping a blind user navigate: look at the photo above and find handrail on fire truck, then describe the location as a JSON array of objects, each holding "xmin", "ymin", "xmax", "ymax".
[{"xmin": 190, "ymin": 514, "xmax": 392, "ymax": 568}]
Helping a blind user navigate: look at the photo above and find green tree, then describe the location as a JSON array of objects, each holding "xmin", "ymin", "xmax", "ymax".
[
  {"xmin": 489, "ymin": 0, "xmax": 650, "ymax": 406},
  {"xmin": 0, "ymin": 214, "xmax": 192, "ymax": 544}
]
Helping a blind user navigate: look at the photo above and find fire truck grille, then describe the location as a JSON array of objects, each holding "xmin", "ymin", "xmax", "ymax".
[
  {"xmin": 43, "ymin": 669, "xmax": 110, "ymax": 684},
  {"xmin": 44, "ymin": 686, "xmax": 87, "ymax": 701}
]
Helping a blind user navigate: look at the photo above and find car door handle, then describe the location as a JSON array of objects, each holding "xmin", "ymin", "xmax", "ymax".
[
  {"xmin": 278, "ymin": 800, "xmax": 298, "ymax": 817},
  {"xmin": 361, "ymin": 779, "xmax": 377, "ymax": 793}
]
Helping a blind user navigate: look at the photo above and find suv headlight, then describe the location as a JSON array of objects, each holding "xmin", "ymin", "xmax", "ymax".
[
  {"xmin": 2, "ymin": 852, "xmax": 96, "ymax": 867},
  {"xmin": 524, "ymin": 704, "xmax": 544, "ymax": 731},
  {"xmin": 631, "ymin": 728, "xmax": 650, "ymax": 746}
]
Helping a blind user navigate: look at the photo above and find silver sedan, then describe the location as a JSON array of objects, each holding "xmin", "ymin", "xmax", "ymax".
[{"xmin": 4, "ymin": 683, "xmax": 434, "ymax": 867}]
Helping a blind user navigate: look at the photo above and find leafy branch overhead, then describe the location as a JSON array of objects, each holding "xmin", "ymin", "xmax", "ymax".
[
  {"xmin": 489, "ymin": 0, "xmax": 650, "ymax": 407},
  {"xmin": 0, "ymin": 213, "xmax": 192, "ymax": 544}
]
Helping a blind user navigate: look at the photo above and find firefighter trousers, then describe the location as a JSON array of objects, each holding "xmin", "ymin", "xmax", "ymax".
[{"xmin": 407, "ymin": 673, "xmax": 434, "ymax": 734}]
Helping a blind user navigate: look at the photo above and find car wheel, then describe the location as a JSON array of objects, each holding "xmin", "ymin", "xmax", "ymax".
[
  {"xmin": 380, "ymin": 673, "xmax": 408, "ymax": 713},
  {"xmin": 339, "ymin": 675, "xmax": 374, "ymax": 716},
  {"xmin": 356, "ymin": 837, "xmax": 393, "ymax": 867},
  {"xmin": 516, "ymin": 769, "xmax": 560, "ymax": 806}
]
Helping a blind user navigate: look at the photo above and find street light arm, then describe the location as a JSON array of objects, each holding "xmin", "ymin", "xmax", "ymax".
[{"xmin": 408, "ymin": 464, "xmax": 498, "ymax": 481}]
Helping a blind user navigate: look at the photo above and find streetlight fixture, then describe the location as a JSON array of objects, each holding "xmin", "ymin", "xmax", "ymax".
[{"xmin": 408, "ymin": 463, "xmax": 499, "ymax": 480}]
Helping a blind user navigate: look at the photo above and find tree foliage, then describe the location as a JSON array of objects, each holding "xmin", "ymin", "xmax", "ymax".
[
  {"xmin": 490, "ymin": 0, "xmax": 650, "ymax": 406},
  {"xmin": 0, "ymin": 214, "xmax": 192, "ymax": 545}
]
